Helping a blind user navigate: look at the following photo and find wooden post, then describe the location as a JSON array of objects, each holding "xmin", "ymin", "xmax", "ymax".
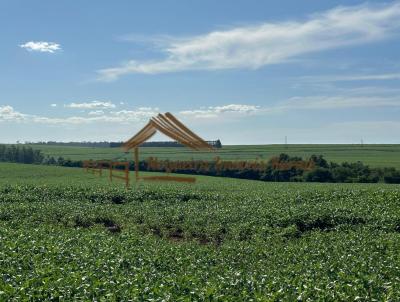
[
  {"xmin": 134, "ymin": 147, "xmax": 139, "ymax": 182},
  {"xmin": 125, "ymin": 163, "xmax": 129, "ymax": 188}
]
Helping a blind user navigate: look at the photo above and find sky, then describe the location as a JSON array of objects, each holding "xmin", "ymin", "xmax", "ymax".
[{"xmin": 1, "ymin": 0, "xmax": 400, "ymax": 144}]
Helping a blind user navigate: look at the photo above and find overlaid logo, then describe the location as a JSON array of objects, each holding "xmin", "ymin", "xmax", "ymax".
[{"xmin": 83, "ymin": 112, "xmax": 315, "ymax": 187}]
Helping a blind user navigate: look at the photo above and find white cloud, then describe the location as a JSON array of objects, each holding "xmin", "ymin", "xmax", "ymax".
[
  {"xmin": 33, "ymin": 109, "xmax": 157, "ymax": 125},
  {"xmin": 20, "ymin": 41, "xmax": 61, "ymax": 53},
  {"xmin": 88, "ymin": 110, "xmax": 105, "ymax": 116},
  {"xmin": 65, "ymin": 101, "xmax": 116, "ymax": 109},
  {"xmin": 0, "ymin": 105, "xmax": 28, "ymax": 122},
  {"xmin": 279, "ymin": 95, "xmax": 400, "ymax": 111},
  {"xmin": 2, "ymin": 95, "xmax": 399, "ymax": 125},
  {"xmin": 50, "ymin": 104, "xmax": 57, "ymax": 107},
  {"xmin": 180, "ymin": 95, "xmax": 400, "ymax": 119},
  {"xmin": 101, "ymin": 108, "xmax": 158, "ymax": 123},
  {"xmin": 302, "ymin": 73, "xmax": 400, "ymax": 82},
  {"xmin": 98, "ymin": 2, "xmax": 400, "ymax": 80},
  {"xmin": 0, "ymin": 105, "xmax": 158, "ymax": 125},
  {"xmin": 180, "ymin": 104, "xmax": 260, "ymax": 118}
]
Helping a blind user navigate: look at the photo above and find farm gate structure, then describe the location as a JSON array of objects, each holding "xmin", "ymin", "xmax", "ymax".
[
  {"xmin": 83, "ymin": 160, "xmax": 110, "ymax": 176},
  {"xmin": 123, "ymin": 112, "xmax": 214, "ymax": 183},
  {"xmin": 83, "ymin": 160, "xmax": 130, "ymax": 187},
  {"xmin": 82, "ymin": 112, "xmax": 213, "ymax": 187}
]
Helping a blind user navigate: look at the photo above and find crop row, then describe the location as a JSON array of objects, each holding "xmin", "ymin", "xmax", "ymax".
[{"xmin": 1, "ymin": 183, "xmax": 400, "ymax": 300}]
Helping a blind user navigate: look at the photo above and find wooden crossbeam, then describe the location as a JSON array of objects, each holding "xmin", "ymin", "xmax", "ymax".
[
  {"xmin": 123, "ymin": 121, "xmax": 153, "ymax": 146},
  {"xmin": 154, "ymin": 115, "xmax": 203, "ymax": 150},
  {"xmin": 109, "ymin": 161, "xmax": 130, "ymax": 187},
  {"xmin": 150, "ymin": 119, "xmax": 199, "ymax": 150},
  {"xmin": 83, "ymin": 159, "xmax": 200, "ymax": 186},
  {"xmin": 158, "ymin": 114, "xmax": 208, "ymax": 150},
  {"xmin": 165, "ymin": 112, "xmax": 213, "ymax": 150},
  {"xmin": 124, "ymin": 127, "xmax": 156, "ymax": 150},
  {"xmin": 140, "ymin": 175, "xmax": 196, "ymax": 183}
]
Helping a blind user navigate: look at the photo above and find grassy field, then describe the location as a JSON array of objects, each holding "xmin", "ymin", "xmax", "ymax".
[
  {"xmin": 27, "ymin": 144, "xmax": 400, "ymax": 169},
  {"xmin": 1, "ymin": 162, "xmax": 400, "ymax": 300}
]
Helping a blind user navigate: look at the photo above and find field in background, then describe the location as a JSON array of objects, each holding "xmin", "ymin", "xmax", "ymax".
[
  {"xmin": 1, "ymin": 162, "xmax": 400, "ymax": 300},
  {"xmin": 1, "ymin": 162, "xmax": 394, "ymax": 189},
  {"xmin": 0, "ymin": 162, "xmax": 250, "ymax": 188},
  {"xmin": 26, "ymin": 144, "xmax": 400, "ymax": 169}
]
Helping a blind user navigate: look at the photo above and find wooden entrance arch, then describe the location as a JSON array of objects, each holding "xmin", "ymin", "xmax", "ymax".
[{"xmin": 123, "ymin": 112, "xmax": 214, "ymax": 182}]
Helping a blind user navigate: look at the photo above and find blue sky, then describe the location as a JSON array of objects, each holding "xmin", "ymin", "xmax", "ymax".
[{"xmin": 1, "ymin": 0, "xmax": 400, "ymax": 144}]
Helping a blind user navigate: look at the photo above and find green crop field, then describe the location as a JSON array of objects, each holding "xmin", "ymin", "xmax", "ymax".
[
  {"xmin": 26, "ymin": 144, "xmax": 400, "ymax": 169},
  {"xmin": 1, "ymin": 162, "xmax": 400, "ymax": 300}
]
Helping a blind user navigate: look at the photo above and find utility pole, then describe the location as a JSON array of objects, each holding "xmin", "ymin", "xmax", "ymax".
[
  {"xmin": 361, "ymin": 138, "xmax": 364, "ymax": 147},
  {"xmin": 285, "ymin": 136, "xmax": 288, "ymax": 149}
]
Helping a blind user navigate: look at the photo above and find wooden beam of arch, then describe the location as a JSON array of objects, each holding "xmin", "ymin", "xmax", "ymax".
[
  {"xmin": 124, "ymin": 127, "xmax": 157, "ymax": 150},
  {"xmin": 150, "ymin": 118, "xmax": 199, "ymax": 150},
  {"xmin": 123, "ymin": 121, "xmax": 153, "ymax": 149},
  {"xmin": 127, "ymin": 125, "xmax": 156, "ymax": 145},
  {"xmin": 123, "ymin": 127, "xmax": 155, "ymax": 150},
  {"xmin": 152, "ymin": 116, "xmax": 202, "ymax": 150},
  {"xmin": 165, "ymin": 112, "xmax": 213, "ymax": 150},
  {"xmin": 127, "ymin": 128, "xmax": 157, "ymax": 149},
  {"xmin": 150, "ymin": 118, "xmax": 200, "ymax": 150},
  {"xmin": 124, "ymin": 121, "xmax": 152, "ymax": 144},
  {"xmin": 156, "ymin": 114, "xmax": 206, "ymax": 150},
  {"xmin": 122, "ymin": 112, "xmax": 214, "ymax": 151}
]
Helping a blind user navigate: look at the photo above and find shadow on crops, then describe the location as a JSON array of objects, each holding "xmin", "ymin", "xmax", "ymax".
[
  {"xmin": 145, "ymin": 225, "xmax": 225, "ymax": 246},
  {"xmin": 74, "ymin": 215, "xmax": 122, "ymax": 233},
  {"xmin": 275, "ymin": 212, "xmax": 367, "ymax": 239}
]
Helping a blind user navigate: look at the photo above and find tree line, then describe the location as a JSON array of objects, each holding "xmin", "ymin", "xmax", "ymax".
[
  {"xmin": 27, "ymin": 139, "xmax": 223, "ymax": 148},
  {"xmin": 137, "ymin": 153, "xmax": 400, "ymax": 184},
  {"xmin": 0, "ymin": 145, "xmax": 44, "ymax": 164},
  {"xmin": 1, "ymin": 144, "xmax": 399, "ymax": 184},
  {"xmin": 28, "ymin": 141, "xmax": 114, "ymax": 148},
  {"xmin": 51, "ymin": 153, "xmax": 400, "ymax": 184}
]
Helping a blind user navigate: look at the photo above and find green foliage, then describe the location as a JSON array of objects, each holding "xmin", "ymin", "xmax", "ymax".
[
  {"xmin": 0, "ymin": 144, "xmax": 44, "ymax": 164},
  {"xmin": 384, "ymin": 168, "xmax": 400, "ymax": 184},
  {"xmin": 1, "ymin": 163, "xmax": 400, "ymax": 300},
  {"xmin": 305, "ymin": 167, "xmax": 333, "ymax": 182},
  {"xmin": 20, "ymin": 143, "xmax": 400, "ymax": 169},
  {"xmin": 143, "ymin": 153, "xmax": 400, "ymax": 184},
  {"xmin": 30, "ymin": 140, "xmax": 223, "ymax": 148},
  {"xmin": 3, "ymin": 144, "xmax": 400, "ymax": 183}
]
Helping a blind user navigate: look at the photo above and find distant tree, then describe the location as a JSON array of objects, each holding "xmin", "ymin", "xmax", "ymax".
[
  {"xmin": 57, "ymin": 157, "xmax": 65, "ymax": 166},
  {"xmin": 309, "ymin": 155, "xmax": 329, "ymax": 168},
  {"xmin": 383, "ymin": 169, "xmax": 400, "ymax": 184},
  {"xmin": 0, "ymin": 145, "xmax": 5, "ymax": 161},
  {"xmin": 0, "ymin": 145, "xmax": 43, "ymax": 164},
  {"xmin": 214, "ymin": 139, "xmax": 222, "ymax": 148},
  {"xmin": 305, "ymin": 168, "xmax": 333, "ymax": 182},
  {"xmin": 278, "ymin": 153, "xmax": 290, "ymax": 162},
  {"xmin": 110, "ymin": 142, "xmax": 123, "ymax": 148}
]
